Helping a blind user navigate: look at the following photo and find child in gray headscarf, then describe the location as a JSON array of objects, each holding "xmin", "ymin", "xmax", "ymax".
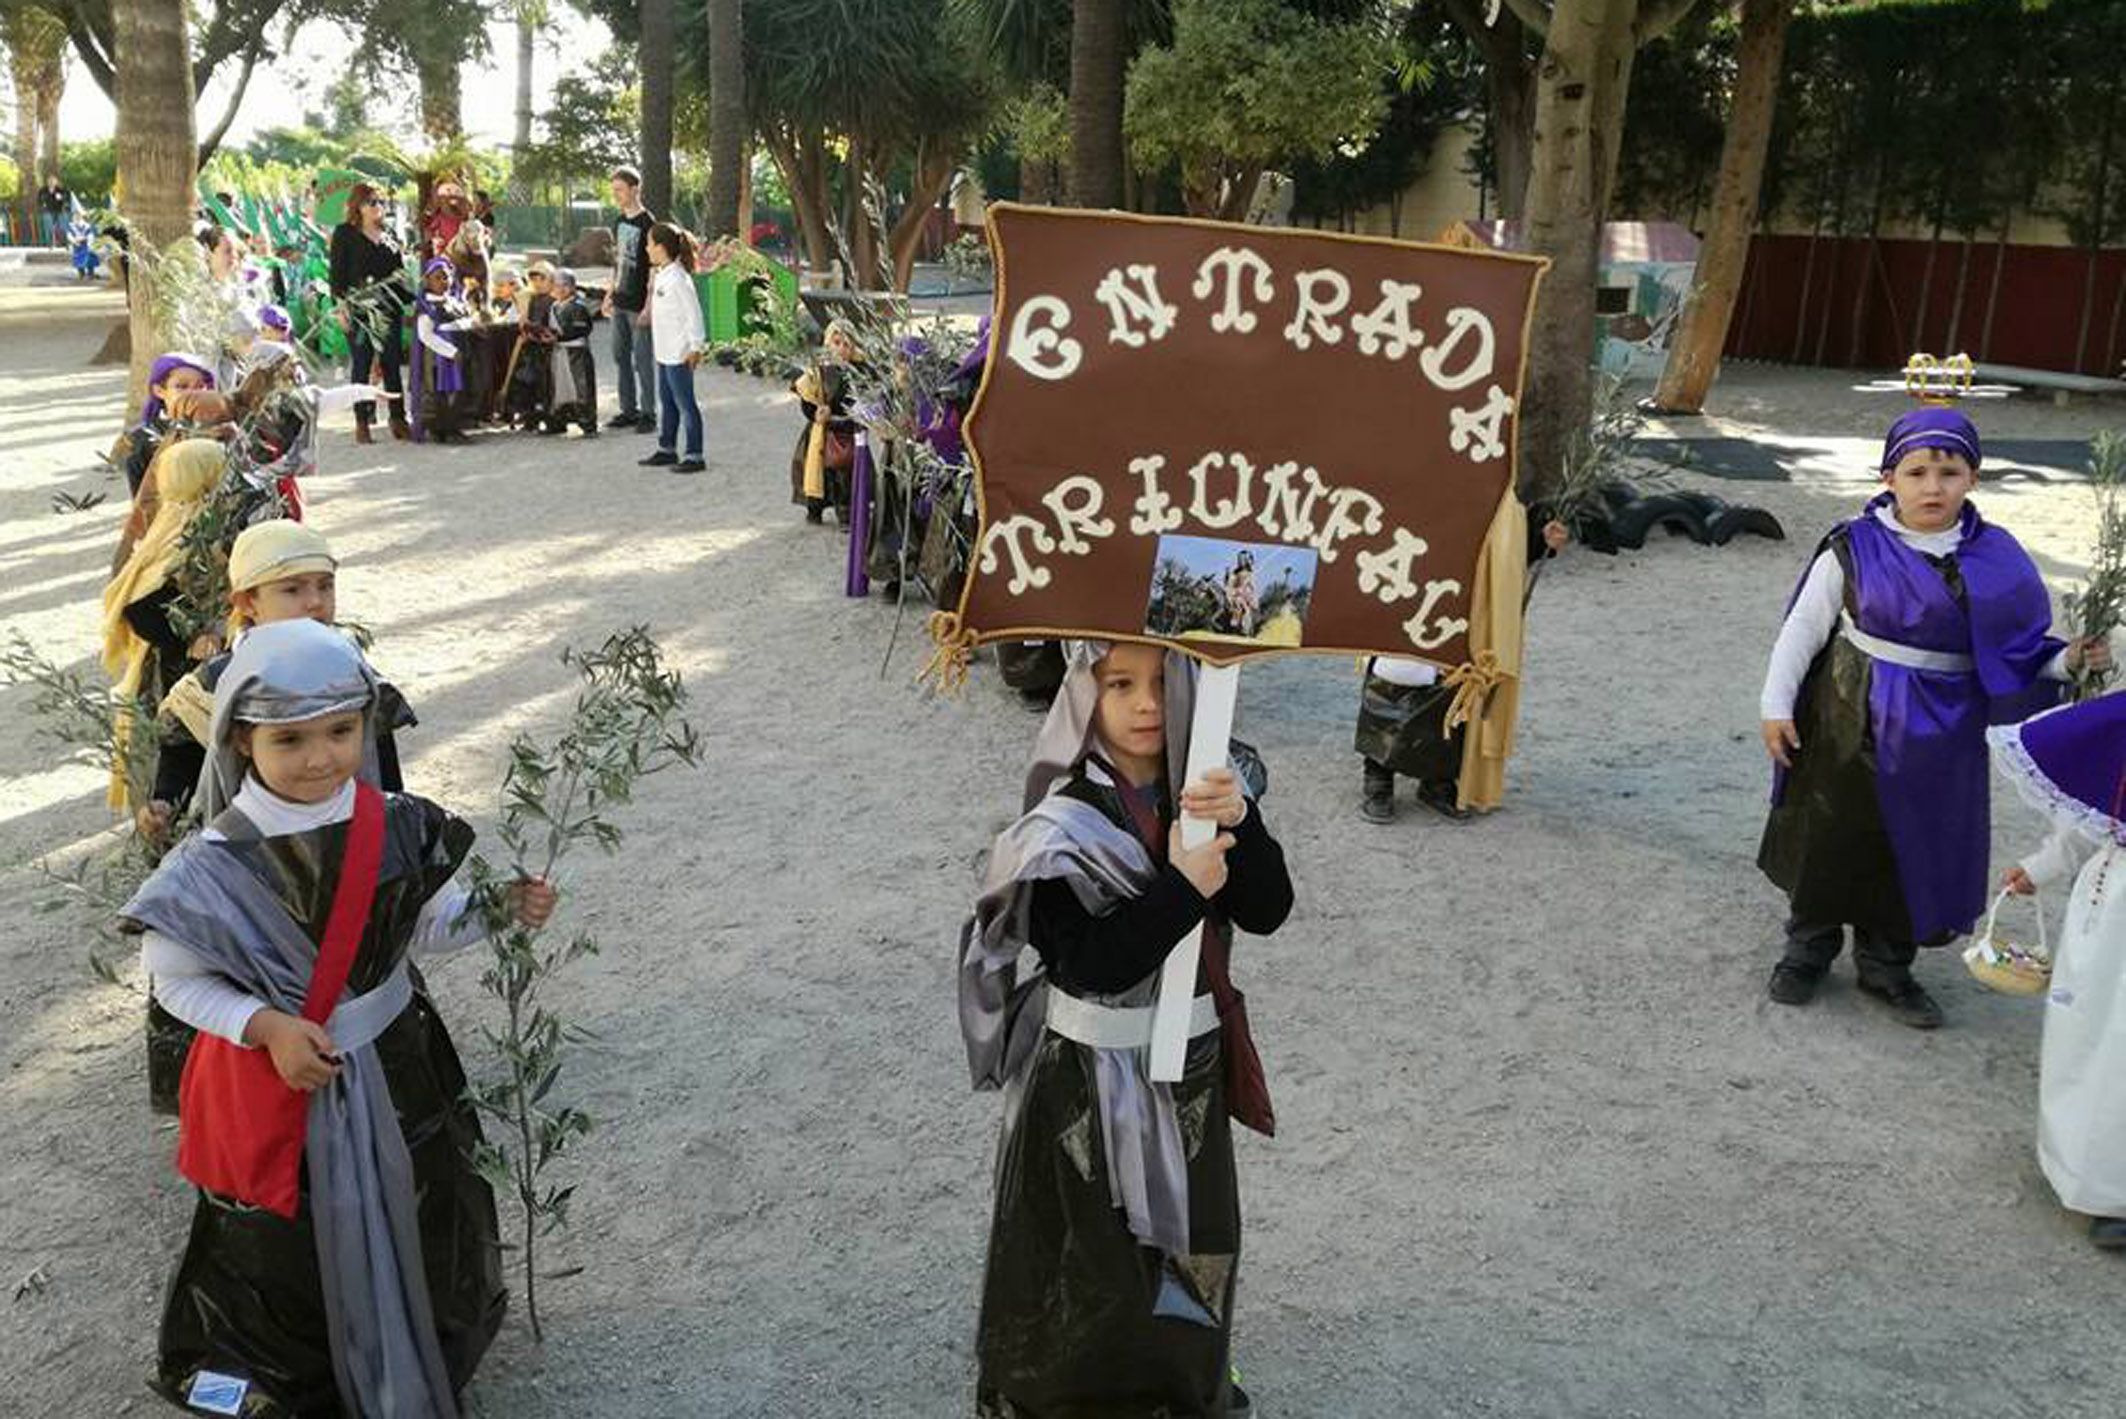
[
  {"xmin": 122, "ymin": 618, "xmax": 554, "ymax": 1418},
  {"xmin": 961, "ymin": 639, "xmax": 1293, "ymax": 1419}
]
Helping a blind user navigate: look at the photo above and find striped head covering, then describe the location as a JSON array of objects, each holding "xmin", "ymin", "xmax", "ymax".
[{"xmin": 1882, "ymin": 407, "xmax": 1982, "ymax": 474}]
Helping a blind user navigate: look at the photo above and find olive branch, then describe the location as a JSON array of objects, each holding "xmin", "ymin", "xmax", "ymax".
[{"xmin": 463, "ymin": 627, "xmax": 701, "ymax": 1343}]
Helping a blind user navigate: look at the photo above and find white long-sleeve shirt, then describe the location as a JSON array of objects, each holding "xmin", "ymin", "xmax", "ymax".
[
  {"xmin": 1759, "ymin": 504, "xmax": 2072, "ymax": 720},
  {"xmin": 650, "ymin": 261, "xmax": 705, "ymax": 365},
  {"xmin": 142, "ymin": 778, "xmax": 485, "ymax": 1047}
]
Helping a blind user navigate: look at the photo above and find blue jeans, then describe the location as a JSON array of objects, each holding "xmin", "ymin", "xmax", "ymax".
[
  {"xmin": 657, "ymin": 362, "xmax": 703, "ymax": 459},
  {"xmin": 610, "ymin": 309, "xmax": 657, "ymax": 418}
]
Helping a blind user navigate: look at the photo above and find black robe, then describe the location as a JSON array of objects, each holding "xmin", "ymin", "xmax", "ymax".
[
  {"xmin": 144, "ymin": 657, "xmax": 420, "ymax": 1116},
  {"xmin": 545, "ymin": 295, "xmax": 598, "ymax": 430},
  {"xmin": 976, "ymin": 767, "xmax": 1292, "ymax": 1419},
  {"xmin": 127, "ymin": 795, "xmax": 505, "ymax": 1415}
]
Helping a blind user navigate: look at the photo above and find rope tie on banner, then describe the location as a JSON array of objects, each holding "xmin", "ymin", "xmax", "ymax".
[
  {"xmin": 1442, "ymin": 650, "xmax": 1505, "ymax": 735},
  {"xmin": 918, "ymin": 611, "xmax": 977, "ymax": 695}
]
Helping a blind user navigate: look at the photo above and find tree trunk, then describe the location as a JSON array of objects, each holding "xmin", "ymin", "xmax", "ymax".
[
  {"xmin": 1943, "ymin": 232, "xmax": 1974, "ymax": 352},
  {"xmin": 509, "ymin": 7, "xmax": 536, "ymax": 203},
  {"xmin": 737, "ymin": 140, "xmax": 754, "ymax": 241},
  {"xmin": 1216, "ymin": 166, "xmax": 1261, "ymax": 224},
  {"xmin": 1978, "ymin": 204, "xmax": 2013, "ymax": 362},
  {"xmin": 35, "ymin": 71, "xmax": 61, "ymax": 181},
  {"xmin": 416, "ymin": 53, "xmax": 463, "ymax": 141},
  {"xmin": 891, "ymin": 142, "xmax": 960, "ymax": 292},
  {"xmin": 1649, "ymin": 0, "xmax": 1791, "ymax": 414},
  {"xmin": 1910, "ymin": 208, "xmax": 1944, "ymax": 355},
  {"xmin": 846, "ymin": 139, "xmax": 881, "ymax": 290},
  {"xmin": 638, "ymin": 0, "xmax": 675, "ymax": 217},
  {"xmin": 113, "ymin": 0, "xmax": 198, "ymax": 415},
  {"xmin": 2072, "ymin": 76, "xmax": 2117, "ymax": 374},
  {"xmin": 763, "ymin": 130, "xmax": 830, "ymax": 274},
  {"xmin": 1489, "ymin": 58, "xmax": 1537, "ymax": 221},
  {"xmin": 9, "ymin": 48, "xmax": 37, "ymax": 238},
  {"xmin": 1519, "ymin": 0, "xmax": 1639, "ymax": 499},
  {"xmin": 1068, "ymin": 0, "xmax": 1126, "ymax": 209},
  {"xmin": 705, "ymin": 0, "xmax": 745, "ymax": 239}
]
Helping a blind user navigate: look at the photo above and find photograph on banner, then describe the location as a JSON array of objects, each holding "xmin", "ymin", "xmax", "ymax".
[
  {"xmin": 949, "ymin": 203, "xmax": 1548, "ymax": 673},
  {"xmin": 1146, "ymin": 535, "xmax": 1318, "ymax": 649}
]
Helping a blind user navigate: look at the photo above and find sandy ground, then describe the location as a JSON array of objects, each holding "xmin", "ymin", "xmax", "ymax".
[{"xmin": 4, "ymin": 268, "xmax": 2126, "ymax": 1419}]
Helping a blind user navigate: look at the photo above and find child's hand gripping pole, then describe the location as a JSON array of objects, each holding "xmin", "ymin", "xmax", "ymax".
[{"xmin": 1149, "ymin": 661, "xmax": 1241, "ymax": 1083}]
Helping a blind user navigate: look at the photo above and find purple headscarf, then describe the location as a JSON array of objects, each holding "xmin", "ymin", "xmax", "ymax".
[
  {"xmin": 1990, "ymin": 695, "xmax": 2126, "ymax": 843},
  {"xmin": 1882, "ymin": 407, "xmax": 1982, "ymax": 474},
  {"xmin": 141, "ymin": 352, "xmax": 215, "ymax": 425},
  {"xmin": 421, "ymin": 256, "xmax": 454, "ymax": 284},
  {"xmin": 257, "ymin": 304, "xmax": 292, "ymax": 335}
]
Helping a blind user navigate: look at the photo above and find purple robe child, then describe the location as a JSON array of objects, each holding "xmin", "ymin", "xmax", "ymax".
[{"xmin": 1759, "ymin": 408, "xmax": 2068, "ymax": 1019}]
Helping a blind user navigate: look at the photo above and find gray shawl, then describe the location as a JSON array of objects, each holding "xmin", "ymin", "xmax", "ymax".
[
  {"xmin": 123, "ymin": 818, "xmax": 459, "ymax": 1419},
  {"xmin": 960, "ymin": 641, "xmax": 1211, "ymax": 1255}
]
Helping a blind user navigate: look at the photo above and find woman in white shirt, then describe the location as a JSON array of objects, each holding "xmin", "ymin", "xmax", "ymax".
[{"xmin": 637, "ymin": 221, "xmax": 707, "ymax": 474}]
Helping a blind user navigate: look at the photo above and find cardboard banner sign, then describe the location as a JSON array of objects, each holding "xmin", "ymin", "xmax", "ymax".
[{"xmin": 942, "ymin": 204, "xmax": 1546, "ymax": 673}]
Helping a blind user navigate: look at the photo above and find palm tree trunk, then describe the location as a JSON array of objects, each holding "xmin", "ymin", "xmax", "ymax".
[
  {"xmin": 1520, "ymin": 0, "xmax": 1638, "ymax": 499},
  {"xmin": 9, "ymin": 47, "xmax": 37, "ymax": 239},
  {"xmin": 705, "ymin": 0, "xmax": 745, "ymax": 240},
  {"xmin": 638, "ymin": 0, "xmax": 675, "ymax": 216},
  {"xmin": 510, "ymin": 6, "xmax": 536, "ymax": 203},
  {"xmin": 113, "ymin": 0, "xmax": 198, "ymax": 415},
  {"xmin": 1068, "ymin": 0, "xmax": 1126, "ymax": 209},
  {"xmin": 1649, "ymin": 0, "xmax": 1792, "ymax": 414},
  {"xmin": 416, "ymin": 52, "xmax": 463, "ymax": 141}
]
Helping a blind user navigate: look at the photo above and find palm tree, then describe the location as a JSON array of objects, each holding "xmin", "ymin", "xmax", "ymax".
[
  {"xmin": 510, "ymin": 0, "xmax": 547, "ymax": 203},
  {"xmin": 705, "ymin": 0, "xmax": 744, "ymax": 239},
  {"xmin": 1067, "ymin": 0, "xmax": 1126, "ymax": 207},
  {"xmin": 112, "ymin": 0, "xmax": 197, "ymax": 411},
  {"xmin": 4, "ymin": 4, "xmax": 68, "ymax": 237},
  {"xmin": 639, "ymin": 0, "xmax": 675, "ymax": 215}
]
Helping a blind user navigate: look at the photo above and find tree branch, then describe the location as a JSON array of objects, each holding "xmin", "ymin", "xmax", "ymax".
[
  {"xmin": 1633, "ymin": 0, "xmax": 1702, "ymax": 46},
  {"xmin": 1500, "ymin": 0, "xmax": 1553, "ymax": 40},
  {"xmin": 196, "ymin": 34, "xmax": 263, "ymax": 165},
  {"xmin": 64, "ymin": 0, "xmax": 116, "ymax": 99},
  {"xmin": 1442, "ymin": 0, "xmax": 1530, "ymax": 66}
]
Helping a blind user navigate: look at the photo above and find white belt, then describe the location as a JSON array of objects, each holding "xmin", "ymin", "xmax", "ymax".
[
  {"xmin": 323, "ymin": 961, "xmax": 413, "ymax": 1054},
  {"xmin": 1838, "ymin": 612, "xmax": 1975, "ymax": 674},
  {"xmin": 1045, "ymin": 989, "xmax": 1219, "ymax": 1050}
]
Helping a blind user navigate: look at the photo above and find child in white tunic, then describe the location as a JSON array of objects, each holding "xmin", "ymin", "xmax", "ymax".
[{"xmin": 1992, "ymin": 694, "xmax": 2126, "ymax": 1250}]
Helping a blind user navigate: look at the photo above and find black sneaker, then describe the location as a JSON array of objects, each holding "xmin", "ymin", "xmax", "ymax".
[
  {"xmin": 639, "ymin": 450, "xmax": 679, "ymax": 467},
  {"xmin": 1855, "ymin": 975, "xmax": 1944, "ymax": 1030},
  {"xmin": 634, "ymin": 414, "xmax": 659, "ymax": 433},
  {"xmin": 1767, "ymin": 958, "xmax": 1825, "ymax": 1006},
  {"xmin": 671, "ymin": 459, "xmax": 705, "ymax": 474},
  {"xmin": 1228, "ymin": 1380, "xmax": 1253, "ymax": 1416},
  {"xmin": 606, "ymin": 411, "xmax": 639, "ymax": 428},
  {"xmin": 2090, "ymin": 1216, "xmax": 2126, "ymax": 1250},
  {"xmin": 578, "ymin": 426, "xmax": 599, "ymax": 439}
]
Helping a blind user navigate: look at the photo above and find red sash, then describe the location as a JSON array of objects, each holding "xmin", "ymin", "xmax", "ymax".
[
  {"xmin": 176, "ymin": 783, "xmax": 386, "ymax": 1219},
  {"xmin": 1115, "ymin": 785, "xmax": 1277, "ymax": 1139}
]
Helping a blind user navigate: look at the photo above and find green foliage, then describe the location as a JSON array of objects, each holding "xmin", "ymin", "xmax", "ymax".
[
  {"xmin": 1001, "ymin": 82, "xmax": 1069, "ymax": 168},
  {"xmin": 1124, "ymin": 0, "xmax": 1394, "ymax": 215},
  {"xmin": 59, "ymin": 140, "xmax": 118, "ymax": 205},
  {"xmin": 0, "ymin": 635, "xmax": 167, "ymax": 979},
  {"xmin": 465, "ymin": 628, "xmax": 700, "ymax": 1344},
  {"xmin": 0, "ymin": 156, "xmax": 18, "ymax": 203},
  {"xmin": 517, "ymin": 45, "xmax": 640, "ymax": 189},
  {"xmin": 2065, "ymin": 432, "xmax": 2126, "ymax": 701},
  {"xmin": 1620, "ymin": 0, "xmax": 2126, "ymax": 248}
]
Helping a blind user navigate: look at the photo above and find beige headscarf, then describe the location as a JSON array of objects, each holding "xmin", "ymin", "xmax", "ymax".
[{"xmin": 100, "ymin": 438, "xmax": 225, "ymax": 806}]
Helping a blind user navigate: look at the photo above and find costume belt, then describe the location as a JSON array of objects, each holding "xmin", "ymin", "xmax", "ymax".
[
  {"xmin": 1838, "ymin": 612, "xmax": 1976, "ymax": 674},
  {"xmin": 324, "ymin": 960, "xmax": 413, "ymax": 1054},
  {"xmin": 1045, "ymin": 989, "xmax": 1218, "ymax": 1050}
]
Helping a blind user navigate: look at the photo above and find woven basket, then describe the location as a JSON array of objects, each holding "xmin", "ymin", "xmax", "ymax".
[{"xmin": 1962, "ymin": 888, "xmax": 2052, "ymax": 997}]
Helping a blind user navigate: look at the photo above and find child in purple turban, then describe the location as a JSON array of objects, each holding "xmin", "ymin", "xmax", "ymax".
[
  {"xmin": 125, "ymin": 352, "xmax": 217, "ymax": 495},
  {"xmin": 411, "ymin": 258, "xmax": 475, "ymax": 443},
  {"xmin": 1757, "ymin": 407, "xmax": 2111, "ymax": 1028}
]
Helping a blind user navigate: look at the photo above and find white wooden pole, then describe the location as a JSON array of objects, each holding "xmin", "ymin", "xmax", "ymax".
[{"xmin": 1148, "ymin": 661, "xmax": 1240, "ymax": 1082}]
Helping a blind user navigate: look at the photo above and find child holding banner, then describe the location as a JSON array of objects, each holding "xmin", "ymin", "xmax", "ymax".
[
  {"xmin": 960, "ymin": 640, "xmax": 1291, "ymax": 1419},
  {"xmin": 120, "ymin": 618, "xmax": 553, "ymax": 1416},
  {"xmin": 1358, "ymin": 514, "xmax": 1568, "ymax": 823},
  {"xmin": 1758, "ymin": 408, "xmax": 2109, "ymax": 1028}
]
